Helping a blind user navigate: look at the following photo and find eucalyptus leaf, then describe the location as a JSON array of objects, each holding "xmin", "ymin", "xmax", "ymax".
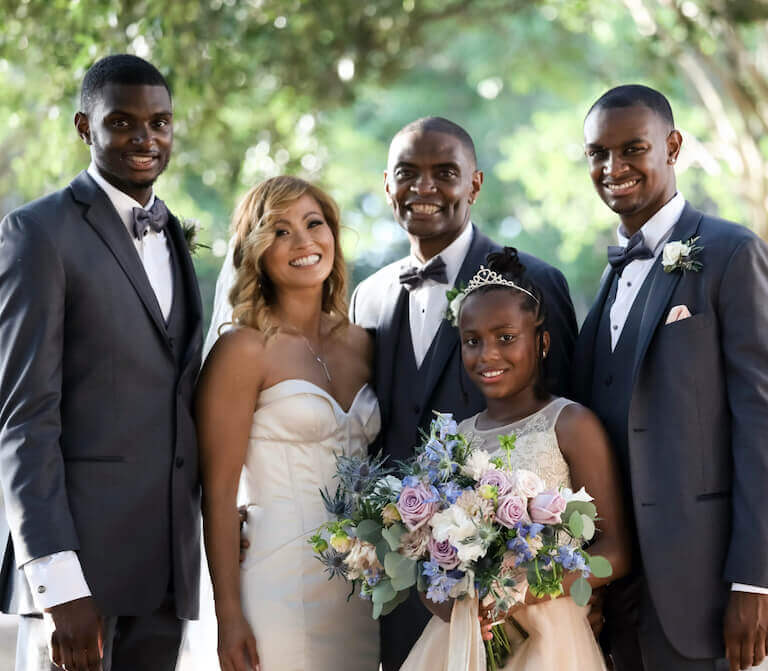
[
  {"xmin": 568, "ymin": 510, "xmax": 583, "ymax": 537},
  {"xmin": 380, "ymin": 588, "xmax": 411, "ymax": 616},
  {"xmin": 581, "ymin": 514, "xmax": 595, "ymax": 541},
  {"xmin": 382, "ymin": 523, "xmax": 406, "ymax": 551},
  {"xmin": 376, "ymin": 539, "xmax": 389, "ymax": 565},
  {"xmin": 385, "ymin": 552, "xmax": 417, "ymax": 588},
  {"xmin": 372, "ymin": 600, "xmax": 383, "ymax": 620},
  {"xmin": 357, "ymin": 519, "xmax": 383, "ymax": 545},
  {"xmin": 372, "ymin": 579, "xmax": 396, "ymax": 604},
  {"xmin": 588, "ymin": 555, "xmax": 613, "ymax": 579},
  {"xmin": 564, "ymin": 501, "xmax": 597, "ymax": 520},
  {"xmin": 570, "ymin": 576, "xmax": 592, "ymax": 607}
]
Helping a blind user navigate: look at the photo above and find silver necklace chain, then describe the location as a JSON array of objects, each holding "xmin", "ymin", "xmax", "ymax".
[{"xmin": 301, "ymin": 336, "xmax": 332, "ymax": 383}]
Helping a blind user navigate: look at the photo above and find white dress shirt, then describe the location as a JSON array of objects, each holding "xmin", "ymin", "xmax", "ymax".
[
  {"xmin": 405, "ymin": 222, "xmax": 473, "ymax": 367},
  {"xmin": 607, "ymin": 192, "xmax": 767, "ymax": 596},
  {"xmin": 22, "ymin": 164, "xmax": 174, "ymax": 610},
  {"xmin": 608, "ymin": 192, "xmax": 684, "ymax": 350}
]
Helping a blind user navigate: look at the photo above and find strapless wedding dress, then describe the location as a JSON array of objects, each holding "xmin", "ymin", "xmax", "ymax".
[
  {"xmin": 239, "ymin": 379, "xmax": 380, "ymax": 671},
  {"xmin": 401, "ymin": 398, "xmax": 607, "ymax": 671}
]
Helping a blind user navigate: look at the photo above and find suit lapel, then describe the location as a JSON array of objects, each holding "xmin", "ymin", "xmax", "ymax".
[
  {"xmin": 164, "ymin": 214, "xmax": 203, "ymax": 369},
  {"xmin": 376, "ymin": 273, "xmax": 408, "ymax": 417},
  {"xmin": 420, "ymin": 225, "xmax": 494, "ymax": 407},
  {"xmin": 70, "ymin": 171, "xmax": 169, "ymax": 348},
  {"xmin": 573, "ymin": 265, "xmax": 615, "ymax": 403},
  {"xmin": 632, "ymin": 202, "xmax": 703, "ymax": 380}
]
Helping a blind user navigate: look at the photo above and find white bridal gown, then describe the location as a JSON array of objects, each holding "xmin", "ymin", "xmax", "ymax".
[
  {"xmin": 238, "ymin": 379, "xmax": 381, "ymax": 671},
  {"xmin": 401, "ymin": 397, "xmax": 607, "ymax": 671}
]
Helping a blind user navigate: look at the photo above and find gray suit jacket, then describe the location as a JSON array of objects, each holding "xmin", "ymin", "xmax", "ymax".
[
  {"xmin": 0, "ymin": 171, "xmax": 203, "ymax": 619},
  {"xmin": 573, "ymin": 203, "xmax": 768, "ymax": 658}
]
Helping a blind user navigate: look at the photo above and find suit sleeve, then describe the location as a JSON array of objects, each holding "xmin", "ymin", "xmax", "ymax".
[
  {"xmin": 0, "ymin": 211, "xmax": 80, "ymax": 567},
  {"xmin": 531, "ymin": 264, "xmax": 578, "ymax": 398},
  {"xmin": 718, "ymin": 236, "xmax": 768, "ymax": 587}
]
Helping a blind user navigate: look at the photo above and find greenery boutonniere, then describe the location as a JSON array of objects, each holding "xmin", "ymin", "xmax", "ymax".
[
  {"xmin": 181, "ymin": 218, "xmax": 210, "ymax": 255},
  {"xmin": 661, "ymin": 236, "xmax": 702, "ymax": 273}
]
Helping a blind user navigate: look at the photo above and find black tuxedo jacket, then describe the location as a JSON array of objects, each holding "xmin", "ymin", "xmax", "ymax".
[
  {"xmin": 573, "ymin": 203, "xmax": 768, "ymax": 659},
  {"xmin": 0, "ymin": 171, "xmax": 203, "ymax": 618}
]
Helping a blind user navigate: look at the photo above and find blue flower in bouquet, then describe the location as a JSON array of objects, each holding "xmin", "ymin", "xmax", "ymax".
[
  {"xmin": 439, "ymin": 481, "xmax": 463, "ymax": 504},
  {"xmin": 423, "ymin": 562, "xmax": 462, "ymax": 603},
  {"xmin": 554, "ymin": 546, "xmax": 591, "ymax": 576},
  {"xmin": 507, "ymin": 536, "xmax": 534, "ymax": 566},
  {"xmin": 401, "ymin": 475, "xmax": 421, "ymax": 489},
  {"xmin": 317, "ymin": 549, "xmax": 350, "ymax": 580},
  {"xmin": 335, "ymin": 453, "xmax": 390, "ymax": 496},
  {"xmin": 514, "ymin": 521, "xmax": 545, "ymax": 539},
  {"xmin": 422, "ymin": 558, "xmax": 442, "ymax": 579},
  {"xmin": 431, "ymin": 412, "xmax": 458, "ymax": 440}
]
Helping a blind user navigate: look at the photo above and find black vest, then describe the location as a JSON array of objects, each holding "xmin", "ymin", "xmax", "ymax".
[
  {"xmin": 381, "ymin": 293, "xmax": 438, "ymax": 463},
  {"xmin": 589, "ymin": 270, "xmax": 654, "ymax": 508}
]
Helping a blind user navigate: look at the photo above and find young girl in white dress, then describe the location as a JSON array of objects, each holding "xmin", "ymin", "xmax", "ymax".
[
  {"xmin": 196, "ymin": 177, "xmax": 380, "ymax": 671},
  {"xmin": 401, "ymin": 247, "xmax": 631, "ymax": 671}
]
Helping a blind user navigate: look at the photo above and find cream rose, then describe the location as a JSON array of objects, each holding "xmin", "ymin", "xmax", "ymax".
[{"xmin": 662, "ymin": 241, "xmax": 690, "ymax": 268}]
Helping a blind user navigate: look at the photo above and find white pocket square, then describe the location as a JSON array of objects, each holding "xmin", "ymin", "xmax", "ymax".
[{"xmin": 665, "ymin": 304, "xmax": 692, "ymax": 325}]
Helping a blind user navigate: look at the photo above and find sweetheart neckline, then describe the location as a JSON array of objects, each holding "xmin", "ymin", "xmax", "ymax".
[{"xmin": 258, "ymin": 378, "xmax": 371, "ymax": 416}]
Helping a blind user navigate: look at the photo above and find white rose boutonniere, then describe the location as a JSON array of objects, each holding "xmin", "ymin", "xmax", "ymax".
[
  {"xmin": 662, "ymin": 236, "xmax": 702, "ymax": 273},
  {"xmin": 444, "ymin": 283, "xmax": 467, "ymax": 326}
]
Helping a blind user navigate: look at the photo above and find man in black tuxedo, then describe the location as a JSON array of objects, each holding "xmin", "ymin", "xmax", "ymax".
[
  {"xmin": 351, "ymin": 116, "xmax": 578, "ymax": 670},
  {"xmin": 573, "ymin": 85, "xmax": 768, "ymax": 671},
  {"xmin": 0, "ymin": 55, "xmax": 203, "ymax": 671}
]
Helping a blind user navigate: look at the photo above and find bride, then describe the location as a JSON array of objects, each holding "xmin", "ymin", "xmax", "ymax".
[{"xmin": 195, "ymin": 176, "xmax": 380, "ymax": 671}]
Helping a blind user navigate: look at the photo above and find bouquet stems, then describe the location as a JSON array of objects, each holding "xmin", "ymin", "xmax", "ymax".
[{"xmin": 484, "ymin": 622, "xmax": 511, "ymax": 670}]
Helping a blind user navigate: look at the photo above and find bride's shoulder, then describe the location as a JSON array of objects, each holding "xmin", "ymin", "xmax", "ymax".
[
  {"xmin": 204, "ymin": 326, "xmax": 269, "ymax": 369},
  {"xmin": 332, "ymin": 319, "xmax": 374, "ymax": 363}
]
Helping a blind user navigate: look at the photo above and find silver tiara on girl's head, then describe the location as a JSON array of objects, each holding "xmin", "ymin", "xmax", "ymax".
[{"xmin": 444, "ymin": 265, "xmax": 540, "ymax": 327}]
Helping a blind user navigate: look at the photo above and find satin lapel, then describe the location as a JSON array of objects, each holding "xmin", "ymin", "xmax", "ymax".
[
  {"xmin": 420, "ymin": 225, "xmax": 493, "ymax": 407},
  {"xmin": 70, "ymin": 172, "xmax": 170, "ymax": 344},
  {"xmin": 632, "ymin": 203, "xmax": 703, "ymax": 380},
  {"xmin": 165, "ymin": 214, "xmax": 203, "ymax": 369},
  {"xmin": 573, "ymin": 265, "xmax": 615, "ymax": 403},
  {"xmin": 376, "ymin": 274, "xmax": 408, "ymax": 418}
]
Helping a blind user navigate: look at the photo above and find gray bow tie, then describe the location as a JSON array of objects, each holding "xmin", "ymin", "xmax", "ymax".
[
  {"xmin": 607, "ymin": 231, "xmax": 653, "ymax": 276},
  {"xmin": 131, "ymin": 198, "xmax": 169, "ymax": 239},
  {"xmin": 399, "ymin": 255, "xmax": 448, "ymax": 290}
]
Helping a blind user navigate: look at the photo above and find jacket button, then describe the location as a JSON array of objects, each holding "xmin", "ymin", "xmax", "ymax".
[
  {"xmin": 37, "ymin": 585, "xmax": 46, "ymax": 594},
  {"xmin": 175, "ymin": 456, "xmax": 185, "ymax": 468}
]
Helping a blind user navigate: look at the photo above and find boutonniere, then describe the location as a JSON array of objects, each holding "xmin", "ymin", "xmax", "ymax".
[
  {"xmin": 662, "ymin": 236, "xmax": 702, "ymax": 273},
  {"xmin": 444, "ymin": 283, "xmax": 467, "ymax": 327},
  {"xmin": 180, "ymin": 218, "xmax": 210, "ymax": 255}
]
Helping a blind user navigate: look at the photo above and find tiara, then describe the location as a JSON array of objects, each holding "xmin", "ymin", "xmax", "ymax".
[{"xmin": 444, "ymin": 265, "xmax": 539, "ymax": 326}]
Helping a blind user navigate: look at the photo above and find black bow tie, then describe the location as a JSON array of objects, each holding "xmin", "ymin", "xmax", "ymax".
[
  {"xmin": 398, "ymin": 255, "xmax": 448, "ymax": 290},
  {"xmin": 607, "ymin": 231, "xmax": 653, "ymax": 276},
  {"xmin": 131, "ymin": 198, "xmax": 169, "ymax": 240}
]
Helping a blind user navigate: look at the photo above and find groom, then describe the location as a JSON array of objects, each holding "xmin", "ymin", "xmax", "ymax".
[
  {"xmin": 0, "ymin": 55, "xmax": 203, "ymax": 670},
  {"xmin": 573, "ymin": 85, "xmax": 768, "ymax": 671},
  {"xmin": 351, "ymin": 116, "xmax": 578, "ymax": 670}
]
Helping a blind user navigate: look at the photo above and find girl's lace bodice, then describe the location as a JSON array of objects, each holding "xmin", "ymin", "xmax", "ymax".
[{"xmin": 458, "ymin": 397, "xmax": 576, "ymax": 491}]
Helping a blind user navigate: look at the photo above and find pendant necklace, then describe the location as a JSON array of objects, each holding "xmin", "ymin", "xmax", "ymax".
[{"xmin": 302, "ymin": 336, "xmax": 332, "ymax": 383}]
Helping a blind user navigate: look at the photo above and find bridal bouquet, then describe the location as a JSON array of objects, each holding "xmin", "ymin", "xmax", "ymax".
[{"xmin": 309, "ymin": 413, "xmax": 611, "ymax": 669}]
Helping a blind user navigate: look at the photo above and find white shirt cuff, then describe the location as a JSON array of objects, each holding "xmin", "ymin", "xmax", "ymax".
[
  {"xmin": 23, "ymin": 551, "xmax": 91, "ymax": 610},
  {"xmin": 732, "ymin": 583, "xmax": 768, "ymax": 595}
]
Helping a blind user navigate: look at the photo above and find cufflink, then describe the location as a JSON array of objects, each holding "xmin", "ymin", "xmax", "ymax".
[{"xmin": 37, "ymin": 585, "xmax": 46, "ymax": 594}]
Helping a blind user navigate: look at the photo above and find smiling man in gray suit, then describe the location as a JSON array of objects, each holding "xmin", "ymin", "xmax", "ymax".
[
  {"xmin": 351, "ymin": 117, "xmax": 578, "ymax": 671},
  {"xmin": 574, "ymin": 85, "xmax": 768, "ymax": 671},
  {"xmin": 0, "ymin": 55, "xmax": 202, "ymax": 671}
]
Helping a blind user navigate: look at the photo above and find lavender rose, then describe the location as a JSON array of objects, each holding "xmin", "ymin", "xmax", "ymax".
[
  {"xmin": 428, "ymin": 536, "xmax": 460, "ymax": 570},
  {"xmin": 529, "ymin": 490, "xmax": 567, "ymax": 524},
  {"xmin": 479, "ymin": 469, "xmax": 514, "ymax": 497},
  {"xmin": 495, "ymin": 494, "xmax": 529, "ymax": 529},
  {"xmin": 397, "ymin": 482, "xmax": 439, "ymax": 531}
]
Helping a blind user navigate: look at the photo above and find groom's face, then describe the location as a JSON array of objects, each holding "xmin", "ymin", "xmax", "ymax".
[
  {"xmin": 385, "ymin": 130, "xmax": 482, "ymax": 251},
  {"xmin": 76, "ymin": 83, "xmax": 173, "ymax": 204}
]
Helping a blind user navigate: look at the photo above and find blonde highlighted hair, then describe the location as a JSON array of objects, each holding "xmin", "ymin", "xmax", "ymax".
[{"xmin": 227, "ymin": 176, "xmax": 348, "ymax": 334}]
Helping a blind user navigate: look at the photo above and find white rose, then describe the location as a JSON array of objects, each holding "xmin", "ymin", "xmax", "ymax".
[
  {"xmin": 510, "ymin": 469, "xmax": 545, "ymax": 499},
  {"xmin": 662, "ymin": 241, "xmax": 689, "ymax": 268},
  {"xmin": 561, "ymin": 486, "xmax": 594, "ymax": 503},
  {"xmin": 448, "ymin": 293, "xmax": 465, "ymax": 324},
  {"xmin": 461, "ymin": 450, "xmax": 492, "ymax": 480}
]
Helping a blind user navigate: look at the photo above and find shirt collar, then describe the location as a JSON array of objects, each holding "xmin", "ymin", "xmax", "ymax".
[
  {"xmin": 616, "ymin": 192, "xmax": 685, "ymax": 254},
  {"xmin": 86, "ymin": 162, "xmax": 156, "ymax": 232},
  {"xmin": 406, "ymin": 221, "xmax": 474, "ymax": 286}
]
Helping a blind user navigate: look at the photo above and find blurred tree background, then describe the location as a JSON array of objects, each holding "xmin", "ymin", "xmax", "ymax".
[{"xmin": 3, "ymin": 0, "xmax": 768, "ymax": 324}]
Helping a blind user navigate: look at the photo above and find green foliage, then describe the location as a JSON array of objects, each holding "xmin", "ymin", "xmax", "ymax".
[
  {"xmin": 570, "ymin": 575, "xmax": 592, "ymax": 607},
  {"xmin": 355, "ymin": 518, "xmax": 382, "ymax": 545},
  {"xmin": 381, "ymin": 522, "xmax": 406, "ymax": 551}
]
